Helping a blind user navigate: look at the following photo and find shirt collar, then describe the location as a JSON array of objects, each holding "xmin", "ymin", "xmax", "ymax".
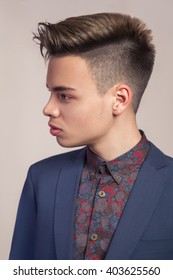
[{"xmin": 86, "ymin": 131, "xmax": 150, "ymax": 184}]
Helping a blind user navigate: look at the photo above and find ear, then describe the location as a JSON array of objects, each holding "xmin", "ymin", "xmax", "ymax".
[{"xmin": 112, "ymin": 84, "xmax": 132, "ymax": 116}]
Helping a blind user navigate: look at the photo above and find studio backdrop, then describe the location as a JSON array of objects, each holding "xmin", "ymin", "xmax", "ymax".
[{"xmin": 0, "ymin": 0, "xmax": 173, "ymax": 260}]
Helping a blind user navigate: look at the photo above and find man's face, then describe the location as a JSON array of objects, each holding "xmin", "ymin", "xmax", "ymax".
[{"xmin": 44, "ymin": 55, "xmax": 114, "ymax": 148}]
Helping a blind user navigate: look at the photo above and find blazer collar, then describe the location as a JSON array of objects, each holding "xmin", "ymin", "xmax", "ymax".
[{"xmin": 105, "ymin": 142, "xmax": 169, "ymax": 259}]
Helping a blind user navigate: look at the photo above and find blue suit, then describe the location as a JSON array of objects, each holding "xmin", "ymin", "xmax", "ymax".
[{"xmin": 9, "ymin": 142, "xmax": 173, "ymax": 259}]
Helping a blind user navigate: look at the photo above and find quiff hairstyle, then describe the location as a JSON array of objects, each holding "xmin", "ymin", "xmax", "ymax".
[{"xmin": 33, "ymin": 13, "xmax": 156, "ymax": 112}]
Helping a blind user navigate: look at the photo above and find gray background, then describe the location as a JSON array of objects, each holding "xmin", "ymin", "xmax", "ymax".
[{"xmin": 0, "ymin": 0, "xmax": 173, "ymax": 260}]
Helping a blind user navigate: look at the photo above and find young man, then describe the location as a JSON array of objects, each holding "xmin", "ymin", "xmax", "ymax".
[{"xmin": 9, "ymin": 13, "xmax": 173, "ymax": 260}]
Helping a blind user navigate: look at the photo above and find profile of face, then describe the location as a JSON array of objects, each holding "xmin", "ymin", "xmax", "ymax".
[{"xmin": 44, "ymin": 55, "xmax": 119, "ymax": 148}]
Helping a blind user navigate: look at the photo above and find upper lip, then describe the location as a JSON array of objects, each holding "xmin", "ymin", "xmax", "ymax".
[{"xmin": 48, "ymin": 122, "xmax": 62, "ymax": 130}]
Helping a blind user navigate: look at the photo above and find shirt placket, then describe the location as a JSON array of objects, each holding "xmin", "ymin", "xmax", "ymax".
[{"xmin": 84, "ymin": 163, "xmax": 113, "ymax": 259}]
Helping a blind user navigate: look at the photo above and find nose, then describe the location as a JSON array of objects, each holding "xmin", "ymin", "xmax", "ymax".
[{"xmin": 43, "ymin": 94, "xmax": 60, "ymax": 118}]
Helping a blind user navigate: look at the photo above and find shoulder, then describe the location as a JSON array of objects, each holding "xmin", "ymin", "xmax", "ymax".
[
  {"xmin": 149, "ymin": 142, "xmax": 173, "ymax": 159},
  {"xmin": 147, "ymin": 141, "xmax": 173, "ymax": 170},
  {"xmin": 28, "ymin": 147, "xmax": 86, "ymax": 175}
]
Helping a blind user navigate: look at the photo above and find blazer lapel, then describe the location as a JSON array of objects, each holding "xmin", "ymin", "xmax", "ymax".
[
  {"xmin": 54, "ymin": 148, "xmax": 86, "ymax": 259},
  {"xmin": 105, "ymin": 143, "xmax": 168, "ymax": 260}
]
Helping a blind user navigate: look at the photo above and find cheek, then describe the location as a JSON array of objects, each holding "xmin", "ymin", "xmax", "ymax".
[
  {"xmin": 94, "ymin": 101, "xmax": 112, "ymax": 122},
  {"xmin": 60, "ymin": 107, "xmax": 88, "ymax": 128},
  {"xmin": 61, "ymin": 99, "xmax": 111, "ymax": 127}
]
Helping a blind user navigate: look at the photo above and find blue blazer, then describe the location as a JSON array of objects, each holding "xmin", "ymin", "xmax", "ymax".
[{"xmin": 9, "ymin": 142, "xmax": 173, "ymax": 260}]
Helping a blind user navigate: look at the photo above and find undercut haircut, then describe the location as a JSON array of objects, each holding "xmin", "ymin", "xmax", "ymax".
[{"xmin": 33, "ymin": 13, "xmax": 156, "ymax": 112}]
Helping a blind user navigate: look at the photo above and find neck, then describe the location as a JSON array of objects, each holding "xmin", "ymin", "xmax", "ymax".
[{"xmin": 89, "ymin": 113, "xmax": 141, "ymax": 161}]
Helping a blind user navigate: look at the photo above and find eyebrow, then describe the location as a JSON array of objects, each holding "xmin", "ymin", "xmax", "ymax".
[{"xmin": 46, "ymin": 84, "xmax": 76, "ymax": 92}]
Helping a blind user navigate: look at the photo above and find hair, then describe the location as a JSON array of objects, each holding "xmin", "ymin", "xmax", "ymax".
[{"xmin": 33, "ymin": 12, "xmax": 156, "ymax": 112}]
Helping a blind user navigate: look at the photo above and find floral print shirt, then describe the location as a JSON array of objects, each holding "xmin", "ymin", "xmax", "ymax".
[{"xmin": 73, "ymin": 134, "xmax": 150, "ymax": 259}]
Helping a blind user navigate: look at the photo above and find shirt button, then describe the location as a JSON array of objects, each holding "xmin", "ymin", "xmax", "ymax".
[
  {"xmin": 90, "ymin": 172, "xmax": 95, "ymax": 180},
  {"xmin": 98, "ymin": 190, "xmax": 106, "ymax": 198},
  {"xmin": 91, "ymin": 233, "xmax": 98, "ymax": 241},
  {"xmin": 116, "ymin": 175, "xmax": 122, "ymax": 182}
]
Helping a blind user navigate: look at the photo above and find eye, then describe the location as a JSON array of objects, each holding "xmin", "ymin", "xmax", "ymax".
[{"xmin": 58, "ymin": 93, "xmax": 71, "ymax": 101}]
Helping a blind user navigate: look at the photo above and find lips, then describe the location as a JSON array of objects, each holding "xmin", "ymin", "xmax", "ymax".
[{"xmin": 48, "ymin": 122, "xmax": 63, "ymax": 136}]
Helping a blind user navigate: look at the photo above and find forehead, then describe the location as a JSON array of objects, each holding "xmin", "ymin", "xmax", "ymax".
[
  {"xmin": 47, "ymin": 55, "xmax": 89, "ymax": 78},
  {"xmin": 46, "ymin": 55, "xmax": 97, "ymax": 91}
]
